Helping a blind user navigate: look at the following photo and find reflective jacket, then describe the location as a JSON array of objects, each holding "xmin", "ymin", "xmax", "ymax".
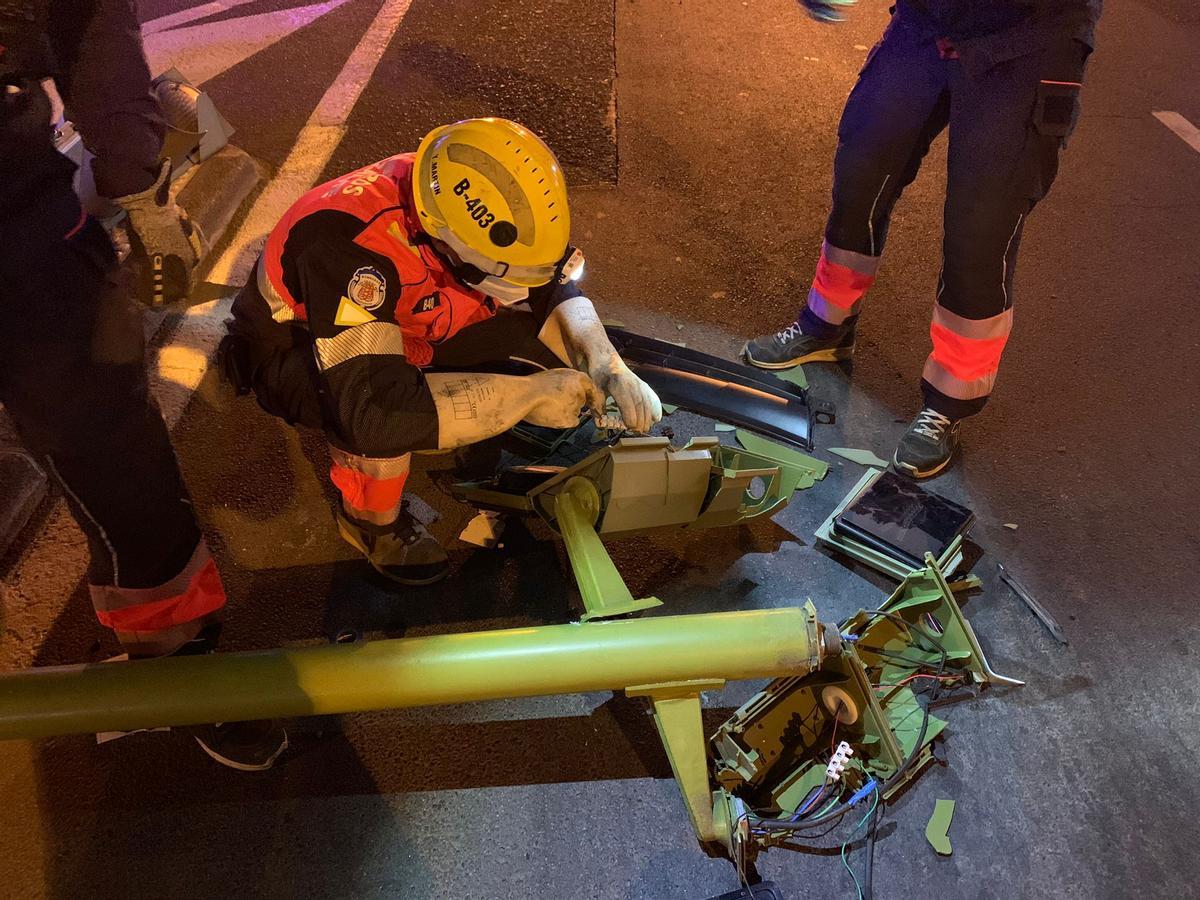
[{"xmin": 247, "ymin": 152, "xmax": 580, "ymax": 456}]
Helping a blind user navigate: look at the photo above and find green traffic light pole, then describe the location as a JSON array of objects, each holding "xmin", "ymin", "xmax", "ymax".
[
  {"xmin": 0, "ymin": 439, "xmax": 840, "ymax": 854},
  {"xmin": 0, "ymin": 604, "xmax": 838, "ymax": 851}
]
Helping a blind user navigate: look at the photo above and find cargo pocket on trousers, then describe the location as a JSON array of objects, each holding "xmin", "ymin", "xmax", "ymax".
[{"xmin": 1023, "ymin": 80, "xmax": 1082, "ymax": 205}]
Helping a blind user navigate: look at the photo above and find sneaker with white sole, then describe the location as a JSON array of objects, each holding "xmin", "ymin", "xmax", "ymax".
[
  {"xmin": 188, "ymin": 720, "xmax": 288, "ymax": 772},
  {"xmin": 893, "ymin": 408, "xmax": 962, "ymax": 479},
  {"xmin": 742, "ymin": 320, "xmax": 856, "ymax": 369}
]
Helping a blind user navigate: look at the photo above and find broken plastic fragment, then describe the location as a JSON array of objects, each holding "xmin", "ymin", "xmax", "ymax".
[
  {"xmin": 775, "ymin": 366, "xmax": 808, "ymax": 390},
  {"xmin": 715, "ymin": 423, "xmax": 736, "ymax": 432},
  {"xmin": 1003, "ymin": 523, "xmax": 1019, "ymax": 530},
  {"xmin": 458, "ymin": 511, "xmax": 506, "ymax": 549},
  {"xmin": 828, "ymin": 447, "xmax": 890, "ymax": 469},
  {"xmin": 925, "ymin": 798, "xmax": 955, "ymax": 856},
  {"xmin": 661, "ymin": 403, "xmax": 679, "ymax": 415},
  {"xmin": 735, "ymin": 430, "xmax": 829, "ymax": 482}
]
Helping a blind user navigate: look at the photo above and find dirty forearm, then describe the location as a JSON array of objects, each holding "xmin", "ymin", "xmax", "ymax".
[{"xmin": 540, "ymin": 296, "xmax": 622, "ymax": 382}]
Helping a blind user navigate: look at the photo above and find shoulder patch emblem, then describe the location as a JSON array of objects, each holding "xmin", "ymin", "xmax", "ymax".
[
  {"xmin": 412, "ymin": 293, "xmax": 442, "ymax": 315},
  {"xmin": 347, "ymin": 265, "xmax": 387, "ymax": 311}
]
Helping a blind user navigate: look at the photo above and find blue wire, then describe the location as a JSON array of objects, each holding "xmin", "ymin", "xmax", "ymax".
[
  {"xmin": 841, "ymin": 783, "xmax": 879, "ymax": 900},
  {"xmin": 793, "ymin": 783, "xmax": 828, "ymax": 820}
]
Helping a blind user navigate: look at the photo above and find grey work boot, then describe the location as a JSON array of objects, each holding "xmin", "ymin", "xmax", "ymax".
[
  {"xmin": 742, "ymin": 320, "xmax": 856, "ymax": 369},
  {"xmin": 337, "ymin": 502, "xmax": 450, "ymax": 586},
  {"xmin": 893, "ymin": 408, "xmax": 962, "ymax": 479}
]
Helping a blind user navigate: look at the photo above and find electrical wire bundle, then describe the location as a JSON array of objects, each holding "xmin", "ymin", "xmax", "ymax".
[{"xmin": 738, "ymin": 606, "xmax": 971, "ymax": 899}]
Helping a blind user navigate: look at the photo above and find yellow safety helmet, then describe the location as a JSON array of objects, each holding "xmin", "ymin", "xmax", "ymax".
[{"xmin": 412, "ymin": 118, "xmax": 571, "ymax": 293}]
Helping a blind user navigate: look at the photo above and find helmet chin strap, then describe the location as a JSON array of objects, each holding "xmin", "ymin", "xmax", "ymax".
[
  {"xmin": 419, "ymin": 233, "xmax": 531, "ymax": 306},
  {"xmin": 470, "ymin": 274, "xmax": 529, "ymax": 306}
]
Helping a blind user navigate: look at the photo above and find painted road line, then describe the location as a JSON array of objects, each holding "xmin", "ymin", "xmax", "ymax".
[
  {"xmin": 150, "ymin": 0, "xmax": 415, "ymax": 427},
  {"xmin": 142, "ymin": 0, "xmax": 260, "ymax": 35},
  {"xmin": 144, "ymin": 0, "xmax": 352, "ymax": 87},
  {"xmin": 1152, "ymin": 111, "xmax": 1200, "ymax": 155},
  {"xmin": 208, "ymin": 0, "xmax": 415, "ymax": 285}
]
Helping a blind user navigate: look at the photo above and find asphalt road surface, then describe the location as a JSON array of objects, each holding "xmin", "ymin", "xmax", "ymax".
[{"xmin": 2, "ymin": 1, "xmax": 1198, "ymax": 898}]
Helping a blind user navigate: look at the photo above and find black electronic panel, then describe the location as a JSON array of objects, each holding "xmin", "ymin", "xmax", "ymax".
[{"xmin": 833, "ymin": 471, "xmax": 974, "ymax": 569}]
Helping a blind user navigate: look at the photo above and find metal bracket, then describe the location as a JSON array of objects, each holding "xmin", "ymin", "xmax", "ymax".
[
  {"xmin": 627, "ymin": 679, "xmax": 728, "ymax": 846},
  {"xmin": 554, "ymin": 477, "xmax": 663, "ymax": 621}
]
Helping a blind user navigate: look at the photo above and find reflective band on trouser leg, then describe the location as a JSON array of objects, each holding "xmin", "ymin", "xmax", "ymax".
[
  {"xmin": 805, "ymin": 242, "xmax": 879, "ymax": 327},
  {"xmin": 329, "ymin": 447, "xmax": 412, "ymax": 515},
  {"xmin": 922, "ymin": 305, "xmax": 1014, "ymax": 403},
  {"xmin": 90, "ymin": 542, "xmax": 227, "ymax": 656}
]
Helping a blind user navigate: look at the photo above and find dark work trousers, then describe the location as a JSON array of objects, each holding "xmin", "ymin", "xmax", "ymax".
[
  {"xmin": 800, "ymin": 14, "xmax": 1087, "ymax": 418},
  {"xmin": 0, "ymin": 199, "xmax": 224, "ymax": 656}
]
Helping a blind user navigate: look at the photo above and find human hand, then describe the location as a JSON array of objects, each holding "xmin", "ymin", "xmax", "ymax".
[
  {"xmin": 524, "ymin": 369, "xmax": 606, "ymax": 429},
  {"xmin": 115, "ymin": 159, "xmax": 208, "ymax": 306},
  {"xmin": 592, "ymin": 361, "xmax": 662, "ymax": 434}
]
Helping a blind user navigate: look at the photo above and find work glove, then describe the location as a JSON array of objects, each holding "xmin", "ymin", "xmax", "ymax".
[
  {"xmin": 798, "ymin": 0, "xmax": 854, "ymax": 24},
  {"xmin": 591, "ymin": 359, "xmax": 663, "ymax": 434},
  {"xmin": 525, "ymin": 369, "xmax": 608, "ymax": 429},
  {"xmin": 114, "ymin": 159, "xmax": 208, "ymax": 306}
]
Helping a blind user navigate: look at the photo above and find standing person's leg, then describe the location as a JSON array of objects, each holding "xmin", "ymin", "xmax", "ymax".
[
  {"xmin": 744, "ymin": 15, "xmax": 950, "ymax": 368},
  {"xmin": 0, "ymin": 218, "xmax": 286, "ymax": 769},
  {"xmin": 0, "ymin": 220, "xmax": 224, "ymax": 657},
  {"xmin": 893, "ymin": 36, "xmax": 1090, "ymax": 477}
]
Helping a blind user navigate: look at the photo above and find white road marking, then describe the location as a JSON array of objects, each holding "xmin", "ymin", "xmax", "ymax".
[
  {"xmin": 150, "ymin": 0, "xmax": 415, "ymax": 426},
  {"xmin": 143, "ymin": 0, "xmax": 259, "ymax": 35},
  {"xmin": 1153, "ymin": 111, "xmax": 1200, "ymax": 155},
  {"xmin": 144, "ymin": 0, "xmax": 351, "ymax": 87},
  {"xmin": 209, "ymin": 0, "xmax": 414, "ymax": 285}
]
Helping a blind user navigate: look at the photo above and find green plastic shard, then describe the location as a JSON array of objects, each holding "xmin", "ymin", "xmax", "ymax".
[
  {"xmin": 734, "ymin": 430, "xmax": 829, "ymax": 485},
  {"xmin": 925, "ymin": 799, "xmax": 955, "ymax": 856},
  {"xmin": 715, "ymin": 423, "xmax": 736, "ymax": 432},
  {"xmin": 661, "ymin": 403, "xmax": 679, "ymax": 415},
  {"xmin": 774, "ymin": 366, "xmax": 808, "ymax": 390},
  {"xmin": 828, "ymin": 447, "xmax": 890, "ymax": 469}
]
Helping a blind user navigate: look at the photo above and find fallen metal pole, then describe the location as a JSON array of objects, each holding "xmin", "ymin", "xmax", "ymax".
[{"xmin": 0, "ymin": 607, "xmax": 830, "ymax": 740}]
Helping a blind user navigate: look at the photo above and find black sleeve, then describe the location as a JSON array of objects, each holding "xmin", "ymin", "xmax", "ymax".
[
  {"xmin": 47, "ymin": 0, "xmax": 165, "ymax": 198},
  {"xmin": 2, "ymin": 8, "xmax": 88, "ymax": 233},
  {"xmin": 526, "ymin": 248, "xmax": 584, "ymax": 324},
  {"xmin": 295, "ymin": 234, "xmax": 439, "ymax": 457}
]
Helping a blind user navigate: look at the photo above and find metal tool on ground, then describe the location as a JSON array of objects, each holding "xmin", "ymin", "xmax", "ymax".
[{"xmin": 997, "ymin": 562, "xmax": 1068, "ymax": 645}]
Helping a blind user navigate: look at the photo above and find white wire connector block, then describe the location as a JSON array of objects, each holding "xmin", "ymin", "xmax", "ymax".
[{"xmin": 825, "ymin": 741, "xmax": 854, "ymax": 781}]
